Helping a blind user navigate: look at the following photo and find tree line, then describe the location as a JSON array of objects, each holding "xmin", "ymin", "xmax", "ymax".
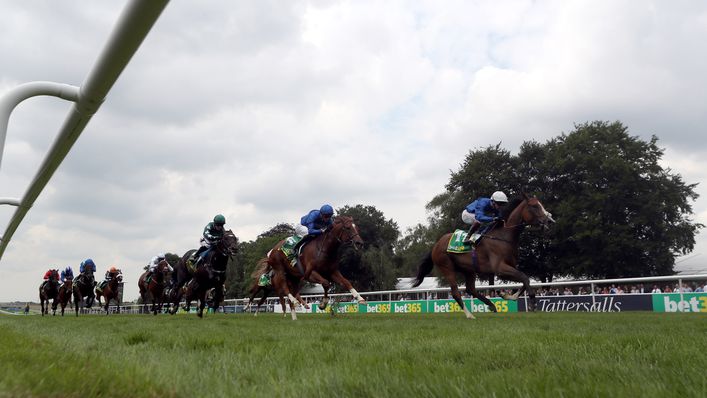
[{"xmin": 169, "ymin": 121, "xmax": 703, "ymax": 299}]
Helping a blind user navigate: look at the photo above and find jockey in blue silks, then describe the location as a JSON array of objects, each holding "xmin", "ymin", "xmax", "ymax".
[
  {"xmin": 80, "ymin": 258, "xmax": 96, "ymax": 274},
  {"xmin": 60, "ymin": 267, "xmax": 74, "ymax": 283},
  {"xmin": 291, "ymin": 204, "xmax": 335, "ymax": 274},
  {"xmin": 462, "ymin": 191, "xmax": 508, "ymax": 243}
]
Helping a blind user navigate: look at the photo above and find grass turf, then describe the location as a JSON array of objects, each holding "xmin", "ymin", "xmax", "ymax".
[{"xmin": 0, "ymin": 312, "xmax": 705, "ymax": 397}]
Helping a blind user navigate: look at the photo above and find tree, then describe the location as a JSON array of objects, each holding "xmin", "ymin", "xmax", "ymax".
[
  {"xmin": 427, "ymin": 121, "xmax": 703, "ymax": 280},
  {"xmin": 225, "ymin": 224, "xmax": 292, "ymax": 298},
  {"xmin": 542, "ymin": 121, "xmax": 702, "ymax": 277},
  {"xmin": 333, "ymin": 205, "xmax": 400, "ymax": 291},
  {"xmin": 392, "ymin": 223, "xmax": 437, "ymax": 277}
]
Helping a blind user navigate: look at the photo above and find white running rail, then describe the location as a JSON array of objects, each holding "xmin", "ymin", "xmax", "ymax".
[{"xmin": 0, "ymin": 0, "xmax": 170, "ymax": 261}]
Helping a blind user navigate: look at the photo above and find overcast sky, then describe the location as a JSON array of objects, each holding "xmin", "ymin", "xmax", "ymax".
[{"xmin": 1, "ymin": 0, "xmax": 706, "ymax": 302}]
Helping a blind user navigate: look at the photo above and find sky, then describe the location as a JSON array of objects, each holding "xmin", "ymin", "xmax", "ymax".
[{"xmin": 1, "ymin": 0, "xmax": 706, "ymax": 302}]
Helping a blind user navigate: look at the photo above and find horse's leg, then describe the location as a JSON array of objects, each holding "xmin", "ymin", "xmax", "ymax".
[
  {"xmin": 52, "ymin": 298, "xmax": 58, "ymax": 316},
  {"xmin": 197, "ymin": 289, "xmax": 207, "ymax": 318},
  {"xmin": 496, "ymin": 264, "xmax": 535, "ymax": 311},
  {"xmin": 329, "ymin": 270, "xmax": 367, "ymax": 304},
  {"xmin": 40, "ymin": 297, "xmax": 45, "ymax": 316},
  {"xmin": 307, "ymin": 271, "xmax": 331, "ymax": 310},
  {"xmin": 463, "ymin": 271, "xmax": 496, "ymax": 312},
  {"xmin": 273, "ymin": 270, "xmax": 298, "ymax": 319}
]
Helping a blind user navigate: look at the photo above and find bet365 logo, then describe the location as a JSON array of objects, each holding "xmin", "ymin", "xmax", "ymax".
[{"xmin": 660, "ymin": 295, "xmax": 707, "ymax": 312}]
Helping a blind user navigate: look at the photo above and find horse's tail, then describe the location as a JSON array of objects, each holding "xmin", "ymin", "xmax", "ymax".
[
  {"xmin": 251, "ymin": 258, "xmax": 269, "ymax": 278},
  {"xmin": 412, "ymin": 251, "xmax": 434, "ymax": 287}
]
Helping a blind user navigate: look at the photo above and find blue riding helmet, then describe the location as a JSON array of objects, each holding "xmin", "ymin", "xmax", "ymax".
[{"xmin": 320, "ymin": 204, "xmax": 334, "ymax": 216}]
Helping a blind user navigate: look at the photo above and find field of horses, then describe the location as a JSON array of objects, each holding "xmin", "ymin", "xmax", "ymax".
[{"xmin": 1, "ymin": 311, "xmax": 705, "ymax": 398}]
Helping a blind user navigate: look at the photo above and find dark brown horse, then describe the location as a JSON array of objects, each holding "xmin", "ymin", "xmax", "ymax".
[
  {"xmin": 169, "ymin": 230, "xmax": 239, "ymax": 317},
  {"xmin": 72, "ymin": 268, "xmax": 96, "ymax": 316},
  {"xmin": 243, "ymin": 258, "xmax": 306, "ymax": 316},
  {"xmin": 95, "ymin": 269, "xmax": 123, "ymax": 315},
  {"xmin": 55, "ymin": 277, "xmax": 73, "ymax": 316},
  {"xmin": 413, "ymin": 193, "xmax": 555, "ymax": 319},
  {"xmin": 138, "ymin": 259, "xmax": 171, "ymax": 315},
  {"xmin": 267, "ymin": 215, "xmax": 364, "ymax": 320},
  {"xmin": 39, "ymin": 269, "xmax": 60, "ymax": 316}
]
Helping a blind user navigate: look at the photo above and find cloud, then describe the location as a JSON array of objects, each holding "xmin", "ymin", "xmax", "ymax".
[{"xmin": 1, "ymin": 0, "xmax": 706, "ymax": 302}]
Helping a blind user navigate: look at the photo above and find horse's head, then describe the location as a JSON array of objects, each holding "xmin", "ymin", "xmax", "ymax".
[
  {"xmin": 519, "ymin": 193, "xmax": 555, "ymax": 230},
  {"xmin": 219, "ymin": 230, "xmax": 239, "ymax": 256},
  {"xmin": 50, "ymin": 269, "xmax": 60, "ymax": 282},
  {"xmin": 157, "ymin": 259, "xmax": 172, "ymax": 275},
  {"xmin": 331, "ymin": 216, "xmax": 364, "ymax": 250}
]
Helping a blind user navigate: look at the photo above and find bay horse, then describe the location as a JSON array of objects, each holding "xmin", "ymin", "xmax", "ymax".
[
  {"xmin": 39, "ymin": 269, "xmax": 60, "ymax": 316},
  {"xmin": 169, "ymin": 230, "xmax": 238, "ymax": 317},
  {"xmin": 267, "ymin": 215, "xmax": 364, "ymax": 320},
  {"xmin": 55, "ymin": 276, "xmax": 73, "ymax": 316},
  {"xmin": 138, "ymin": 259, "xmax": 171, "ymax": 315},
  {"xmin": 243, "ymin": 258, "xmax": 306, "ymax": 316},
  {"xmin": 95, "ymin": 269, "xmax": 123, "ymax": 315},
  {"xmin": 72, "ymin": 268, "xmax": 96, "ymax": 316},
  {"xmin": 413, "ymin": 193, "xmax": 555, "ymax": 319}
]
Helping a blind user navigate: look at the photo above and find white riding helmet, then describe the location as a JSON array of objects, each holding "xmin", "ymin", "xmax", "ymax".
[
  {"xmin": 157, "ymin": 253, "xmax": 166, "ymax": 259},
  {"xmin": 491, "ymin": 191, "xmax": 508, "ymax": 204}
]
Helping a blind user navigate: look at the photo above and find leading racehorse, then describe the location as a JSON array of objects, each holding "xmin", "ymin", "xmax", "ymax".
[
  {"xmin": 169, "ymin": 230, "xmax": 239, "ymax": 317},
  {"xmin": 39, "ymin": 269, "xmax": 60, "ymax": 316},
  {"xmin": 138, "ymin": 259, "xmax": 171, "ymax": 315},
  {"xmin": 267, "ymin": 215, "xmax": 364, "ymax": 320},
  {"xmin": 413, "ymin": 193, "xmax": 555, "ymax": 319}
]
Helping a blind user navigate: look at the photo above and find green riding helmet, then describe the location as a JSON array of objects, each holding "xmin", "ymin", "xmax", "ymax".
[{"xmin": 213, "ymin": 214, "xmax": 226, "ymax": 225}]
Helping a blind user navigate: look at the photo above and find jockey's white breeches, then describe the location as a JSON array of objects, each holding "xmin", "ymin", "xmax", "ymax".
[{"xmin": 461, "ymin": 210, "xmax": 477, "ymax": 225}]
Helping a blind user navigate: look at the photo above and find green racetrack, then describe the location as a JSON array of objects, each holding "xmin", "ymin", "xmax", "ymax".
[{"xmin": 1, "ymin": 312, "xmax": 705, "ymax": 398}]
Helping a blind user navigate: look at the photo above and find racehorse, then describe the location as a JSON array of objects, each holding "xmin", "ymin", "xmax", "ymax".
[
  {"xmin": 413, "ymin": 193, "xmax": 555, "ymax": 319},
  {"xmin": 55, "ymin": 276, "xmax": 73, "ymax": 316},
  {"xmin": 138, "ymin": 259, "xmax": 171, "ymax": 315},
  {"xmin": 243, "ymin": 258, "xmax": 306, "ymax": 316},
  {"xmin": 169, "ymin": 230, "xmax": 238, "ymax": 317},
  {"xmin": 39, "ymin": 269, "xmax": 60, "ymax": 316},
  {"xmin": 95, "ymin": 269, "xmax": 123, "ymax": 315},
  {"xmin": 72, "ymin": 268, "xmax": 96, "ymax": 316},
  {"xmin": 266, "ymin": 215, "xmax": 364, "ymax": 320}
]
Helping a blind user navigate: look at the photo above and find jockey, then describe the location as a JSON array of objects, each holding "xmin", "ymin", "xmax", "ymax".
[
  {"xmin": 146, "ymin": 253, "xmax": 169, "ymax": 280},
  {"xmin": 41, "ymin": 269, "xmax": 56, "ymax": 289},
  {"xmin": 104, "ymin": 266, "xmax": 119, "ymax": 281},
  {"xmin": 80, "ymin": 258, "xmax": 97, "ymax": 274},
  {"xmin": 462, "ymin": 191, "xmax": 508, "ymax": 243},
  {"xmin": 43, "ymin": 269, "xmax": 54, "ymax": 281},
  {"xmin": 291, "ymin": 204, "xmax": 335, "ymax": 273},
  {"xmin": 190, "ymin": 214, "xmax": 226, "ymax": 267},
  {"xmin": 60, "ymin": 267, "xmax": 74, "ymax": 283}
]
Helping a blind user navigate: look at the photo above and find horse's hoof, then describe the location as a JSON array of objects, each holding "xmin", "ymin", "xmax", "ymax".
[{"xmin": 357, "ymin": 299, "xmax": 367, "ymax": 305}]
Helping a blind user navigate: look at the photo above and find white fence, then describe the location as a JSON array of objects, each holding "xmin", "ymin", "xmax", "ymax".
[{"xmin": 66, "ymin": 274, "xmax": 707, "ymax": 315}]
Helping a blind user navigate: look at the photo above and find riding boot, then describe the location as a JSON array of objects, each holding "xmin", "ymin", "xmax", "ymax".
[{"xmin": 463, "ymin": 222, "xmax": 481, "ymax": 243}]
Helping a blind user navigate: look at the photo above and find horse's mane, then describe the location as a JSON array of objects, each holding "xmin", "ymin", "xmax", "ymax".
[
  {"xmin": 251, "ymin": 258, "xmax": 269, "ymax": 278},
  {"xmin": 500, "ymin": 197, "xmax": 524, "ymax": 220}
]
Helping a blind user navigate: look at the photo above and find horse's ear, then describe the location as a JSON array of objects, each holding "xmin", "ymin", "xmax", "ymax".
[{"xmin": 521, "ymin": 191, "xmax": 529, "ymax": 200}]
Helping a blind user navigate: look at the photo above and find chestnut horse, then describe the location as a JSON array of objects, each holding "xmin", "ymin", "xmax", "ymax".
[
  {"xmin": 95, "ymin": 270, "xmax": 123, "ymax": 315},
  {"xmin": 55, "ymin": 277, "xmax": 73, "ymax": 316},
  {"xmin": 413, "ymin": 193, "xmax": 555, "ymax": 319},
  {"xmin": 169, "ymin": 230, "xmax": 238, "ymax": 317},
  {"xmin": 72, "ymin": 269, "xmax": 96, "ymax": 316},
  {"xmin": 138, "ymin": 259, "xmax": 171, "ymax": 315},
  {"xmin": 39, "ymin": 269, "xmax": 60, "ymax": 316},
  {"xmin": 267, "ymin": 215, "xmax": 364, "ymax": 320},
  {"xmin": 243, "ymin": 258, "xmax": 306, "ymax": 316}
]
